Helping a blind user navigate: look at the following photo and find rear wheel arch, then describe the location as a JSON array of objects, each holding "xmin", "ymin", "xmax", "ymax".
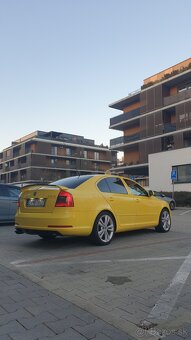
[
  {"xmin": 94, "ymin": 210, "xmax": 117, "ymax": 231},
  {"xmin": 90, "ymin": 210, "xmax": 117, "ymax": 246}
]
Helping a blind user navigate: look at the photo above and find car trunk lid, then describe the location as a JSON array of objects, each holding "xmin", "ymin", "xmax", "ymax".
[{"xmin": 19, "ymin": 185, "xmax": 69, "ymax": 213}]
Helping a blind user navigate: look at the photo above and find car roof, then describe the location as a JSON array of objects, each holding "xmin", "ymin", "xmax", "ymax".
[{"xmin": 0, "ymin": 183, "xmax": 20, "ymax": 188}]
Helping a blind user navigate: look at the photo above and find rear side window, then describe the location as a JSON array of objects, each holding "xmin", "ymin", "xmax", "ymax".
[
  {"xmin": 51, "ymin": 175, "xmax": 93, "ymax": 189},
  {"xmin": 97, "ymin": 179, "xmax": 110, "ymax": 193}
]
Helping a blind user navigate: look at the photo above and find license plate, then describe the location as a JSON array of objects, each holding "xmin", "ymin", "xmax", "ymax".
[{"xmin": 26, "ymin": 198, "xmax": 46, "ymax": 207}]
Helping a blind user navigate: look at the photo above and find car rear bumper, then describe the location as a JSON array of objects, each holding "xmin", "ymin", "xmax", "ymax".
[{"xmin": 15, "ymin": 223, "xmax": 91, "ymax": 236}]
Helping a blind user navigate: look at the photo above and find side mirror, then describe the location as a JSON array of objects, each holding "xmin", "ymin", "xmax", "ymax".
[{"xmin": 148, "ymin": 190, "xmax": 153, "ymax": 197}]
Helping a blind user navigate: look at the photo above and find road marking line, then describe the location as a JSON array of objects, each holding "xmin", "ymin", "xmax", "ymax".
[
  {"xmin": 138, "ymin": 251, "xmax": 191, "ymax": 338},
  {"xmin": 11, "ymin": 256, "xmax": 186, "ymax": 267},
  {"xmin": 139, "ymin": 250, "xmax": 191, "ymax": 339},
  {"xmin": 179, "ymin": 210, "xmax": 191, "ymax": 216}
]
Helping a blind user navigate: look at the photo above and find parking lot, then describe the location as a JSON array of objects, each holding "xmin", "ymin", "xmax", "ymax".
[{"xmin": 0, "ymin": 208, "xmax": 191, "ymax": 339}]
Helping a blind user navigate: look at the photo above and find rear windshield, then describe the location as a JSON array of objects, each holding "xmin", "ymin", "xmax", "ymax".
[{"xmin": 51, "ymin": 175, "xmax": 93, "ymax": 189}]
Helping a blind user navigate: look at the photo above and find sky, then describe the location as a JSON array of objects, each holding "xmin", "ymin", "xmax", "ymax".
[{"xmin": 0, "ymin": 0, "xmax": 191, "ymax": 151}]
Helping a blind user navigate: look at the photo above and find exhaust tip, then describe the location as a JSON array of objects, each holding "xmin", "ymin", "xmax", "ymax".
[{"xmin": 15, "ymin": 228, "xmax": 24, "ymax": 234}]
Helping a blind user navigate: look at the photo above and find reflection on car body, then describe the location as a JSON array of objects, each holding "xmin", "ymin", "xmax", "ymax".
[{"xmin": 15, "ymin": 174, "xmax": 172, "ymax": 245}]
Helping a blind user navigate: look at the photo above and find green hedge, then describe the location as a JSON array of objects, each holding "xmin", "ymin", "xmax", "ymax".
[{"xmin": 163, "ymin": 192, "xmax": 191, "ymax": 207}]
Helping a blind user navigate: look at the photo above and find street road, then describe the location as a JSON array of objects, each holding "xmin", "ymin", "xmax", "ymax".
[{"xmin": 0, "ymin": 208, "xmax": 191, "ymax": 339}]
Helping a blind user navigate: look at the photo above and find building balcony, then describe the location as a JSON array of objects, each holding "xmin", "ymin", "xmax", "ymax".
[
  {"xmin": 110, "ymin": 133, "xmax": 141, "ymax": 148},
  {"xmin": 164, "ymin": 88, "xmax": 191, "ymax": 107},
  {"xmin": 110, "ymin": 124, "xmax": 177, "ymax": 149},
  {"xmin": 110, "ymin": 108, "xmax": 141, "ymax": 128}
]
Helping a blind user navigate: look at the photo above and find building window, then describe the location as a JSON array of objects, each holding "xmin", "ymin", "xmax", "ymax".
[
  {"xmin": 51, "ymin": 158, "xmax": 57, "ymax": 165},
  {"xmin": 94, "ymin": 163, "xmax": 99, "ymax": 171},
  {"xmin": 66, "ymin": 148, "xmax": 71, "ymax": 156},
  {"xmin": 84, "ymin": 150, "xmax": 88, "ymax": 158},
  {"xmin": 94, "ymin": 152, "xmax": 99, "ymax": 160},
  {"xmin": 51, "ymin": 146, "xmax": 58, "ymax": 155},
  {"xmin": 6, "ymin": 150, "xmax": 11, "ymax": 157},
  {"xmin": 184, "ymin": 131, "xmax": 191, "ymax": 147},
  {"xmin": 20, "ymin": 169, "xmax": 27, "ymax": 181},
  {"xmin": 172, "ymin": 164, "xmax": 191, "ymax": 183},
  {"xmin": 18, "ymin": 156, "xmax": 26, "ymax": 164},
  {"xmin": 13, "ymin": 147, "xmax": 20, "ymax": 158},
  {"xmin": 162, "ymin": 136, "xmax": 174, "ymax": 151}
]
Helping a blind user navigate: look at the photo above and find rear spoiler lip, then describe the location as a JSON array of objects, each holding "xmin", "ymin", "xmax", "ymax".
[{"xmin": 20, "ymin": 184, "xmax": 69, "ymax": 192}]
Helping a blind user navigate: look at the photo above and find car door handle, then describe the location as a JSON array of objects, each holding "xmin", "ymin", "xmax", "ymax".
[
  {"xmin": 135, "ymin": 198, "xmax": 140, "ymax": 203},
  {"xmin": 109, "ymin": 197, "xmax": 114, "ymax": 202}
]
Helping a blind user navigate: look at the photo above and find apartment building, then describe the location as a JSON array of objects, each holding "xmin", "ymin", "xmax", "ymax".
[
  {"xmin": 109, "ymin": 58, "xmax": 191, "ymax": 188},
  {"xmin": 0, "ymin": 131, "xmax": 117, "ymax": 184}
]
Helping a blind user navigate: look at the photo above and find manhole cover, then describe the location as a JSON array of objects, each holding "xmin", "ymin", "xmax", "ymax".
[{"xmin": 106, "ymin": 276, "xmax": 131, "ymax": 285}]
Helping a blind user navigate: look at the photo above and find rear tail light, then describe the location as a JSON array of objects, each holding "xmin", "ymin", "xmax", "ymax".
[
  {"xmin": 17, "ymin": 194, "xmax": 21, "ymax": 207},
  {"xmin": 55, "ymin": 191, "xmax": 74, "ymax": 207}
]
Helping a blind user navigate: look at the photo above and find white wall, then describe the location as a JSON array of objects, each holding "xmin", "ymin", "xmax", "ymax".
[{"xmin": 149, "ymin": 147, "xmax": 191, "ymax": 192}]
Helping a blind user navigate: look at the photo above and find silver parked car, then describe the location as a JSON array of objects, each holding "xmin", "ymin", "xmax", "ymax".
[
  {"xmin": 0, "ymin": 184, "xmax": 20, "ymax": 223},
  {"xmin": 153, "ymin": 191, "xmax": 176, "ymax": 210}
]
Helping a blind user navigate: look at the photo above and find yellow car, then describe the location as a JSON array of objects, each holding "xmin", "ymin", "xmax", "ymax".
[{"xmin": 15, "ymin": 174, "xmax": 171, "ymax": 245}]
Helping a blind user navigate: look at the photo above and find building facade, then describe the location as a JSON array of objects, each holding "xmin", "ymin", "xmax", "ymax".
[
  {"xmin": 149, "ymin": 147, "xmax": 191, "ymax": 192},
  {"xmin": 109, "ymin": 58, "xmax": 191, "ymax": 188},
  {"xmin": 0, "ymin": 131, "xmax": 117, "ymax": 184}
]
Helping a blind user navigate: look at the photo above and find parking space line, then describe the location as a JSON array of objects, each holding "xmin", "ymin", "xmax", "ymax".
[
  {"xmin": 11, "ymin": 255, "xmax": 186, "ymax": 267},
  {"xmin": 179, "ymin": 210, "xmax": 191, "ymax": 216},
  {"xmin": 140, "ymin": 250, "xmax": 191, "ymax": 337}
]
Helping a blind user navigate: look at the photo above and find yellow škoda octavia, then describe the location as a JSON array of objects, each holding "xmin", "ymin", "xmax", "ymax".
[{"xmin": 15, "ymin": 174, "xmax": 171, "ymax": 246}]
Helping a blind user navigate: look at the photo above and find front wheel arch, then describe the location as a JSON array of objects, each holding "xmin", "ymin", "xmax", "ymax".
[{"xmin": 155, "ymin": 208, "xmax": 171, "ymax": 233}]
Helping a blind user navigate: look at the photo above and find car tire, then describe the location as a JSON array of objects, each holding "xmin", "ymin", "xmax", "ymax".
[
  {"xmin": 91, "ymin": 211, "xmax": 115, "ymax": 246},
  {"xmin": 169, "ymin": 201, "xmax": 175, "ymax": 210},
  {"xmin": 155, "ymin": 208, "xmax": 171, "ymax": 233}
]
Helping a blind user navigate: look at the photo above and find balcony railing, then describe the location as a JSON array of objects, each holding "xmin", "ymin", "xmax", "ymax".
[
  {"xmin": 110, "ymin": 133, "xmax": 140, "ymax": 147},
  {"xmin": 163, "ymin": 123, "xmax": 176, "ymax": 133},
  {"xmin": 110, "ymin": 136, "xmax": 124, "ymax": 147},
  {"xmin": 164, "ymin": 88, "xmax": 191, "ymax": 107},
  {"xmin": 110, "ymin": 108, "xmax": 141, "ymax": 126},
  {"xmin": 110, "ymin": 123, "xmax": 177, "ymax": 148}
]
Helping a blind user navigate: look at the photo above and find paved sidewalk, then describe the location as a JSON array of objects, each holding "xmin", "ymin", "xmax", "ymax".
[{"xmin": 0, "ymin": 264, "xmax": 135, "ymax": 340}]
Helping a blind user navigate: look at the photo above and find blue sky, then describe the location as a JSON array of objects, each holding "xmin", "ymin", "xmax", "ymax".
[{"xmin": 0, "ymin": 0, "xmax": 191, "ymax": 150}]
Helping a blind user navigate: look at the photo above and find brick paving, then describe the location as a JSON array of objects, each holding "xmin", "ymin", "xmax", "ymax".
[
  {"xmin": 0, "ymin": 264, "xmax": 135, "ymax": 340},
  {"xmin": 1, "ymin": 210, "xmax": 191, "ymax": 340}
]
